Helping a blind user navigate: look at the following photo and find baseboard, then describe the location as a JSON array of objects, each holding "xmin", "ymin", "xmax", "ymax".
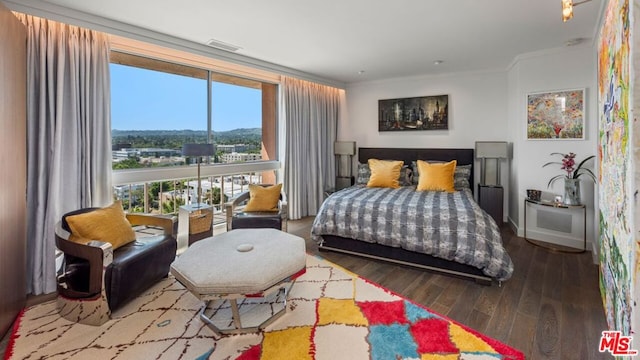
[
  {"xmin": 523, "ymin": 228, "xmax": 589, "ymax": 250},
  {"xmin": 508, "ymin": 216, "xmax": 518, "ymax": 236}
]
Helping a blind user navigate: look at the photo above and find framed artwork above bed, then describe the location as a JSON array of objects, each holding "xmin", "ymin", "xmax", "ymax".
[{"xmin": 378, "ymin": 95, "xmax": 448, "ymax": 131}]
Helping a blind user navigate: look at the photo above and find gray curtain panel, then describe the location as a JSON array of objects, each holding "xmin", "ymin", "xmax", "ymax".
[
  {"xmin": 17, "ymin": 14, "xmax": 112, "ymax": 295},
  {"xmin": 282, "ymin": 77, "xmax": 340, "ymax": 219}
]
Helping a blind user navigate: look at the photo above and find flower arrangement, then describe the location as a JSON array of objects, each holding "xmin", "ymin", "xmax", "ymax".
[{"xmin": 542, "ymin": 152, "xmax": 596, "ymax": 188}]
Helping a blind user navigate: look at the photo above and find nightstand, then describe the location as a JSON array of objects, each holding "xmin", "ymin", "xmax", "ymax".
[
  {"xmin": 324, "ymin": 188, "xmax": 336, "ymax": 199},
  {"xmin": 477, "ymin": 185, "xmax": 503, "ymax": 225}
]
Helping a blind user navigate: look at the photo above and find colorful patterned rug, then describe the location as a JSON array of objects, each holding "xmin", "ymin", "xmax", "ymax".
[{"xmin": 4, "ymin": 255, "xmax": 523, "ymax": 359}]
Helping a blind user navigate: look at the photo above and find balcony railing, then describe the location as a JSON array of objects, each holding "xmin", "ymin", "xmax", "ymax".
[{"xmin": 112, "ymin": 161, "xmax": 280, "ymax": 229}]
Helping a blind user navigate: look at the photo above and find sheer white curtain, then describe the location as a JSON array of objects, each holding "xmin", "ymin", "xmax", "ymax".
[
  {"xmin": 17, "ymin": 14, "xmax": 112, "ymax": 295},
  {"xmin": 282, "ymin": 77, "xmax": 341, "ymax": 219}
]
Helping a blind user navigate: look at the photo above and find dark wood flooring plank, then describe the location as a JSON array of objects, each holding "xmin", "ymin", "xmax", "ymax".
[
  {"xmin": 448, "ymin": 282, "xmax": 484, "ymax": 324},
  {"xmin": 562, "ymin": 252, "xmax": 582, "ymax": 285},
  {"xmin": 561, "ymin": 302, "xmax": 590, "ymax": 360},
  {"xmin": 435, "ymin": 278, "xmax": 470, "ymax": 309},
  {"xmin": 542, "ymin": 252, "xmax": 564, "ymax": 302},
  {"xmin": 533, "ymin": 300, "xmax": 562, "ymax": 359},
  {"xmin": 464, "ymin": 309, "xmax": 491, "ymax": 333},
  {"xmin": 507, "ymin": 237, "xmax": 533, "ymax": 280},
  {"xmin": 408, "ymin": 281, "xmax": 445, "ymax": 308},
  {"xmin": 473, "ymin": 282, "xmax": 504, "ymax": 318},
  {"xmin": 517, "ymin": 246, "xmax": 547, "ymax": 318},
  {"xmin": 507, "ymin": 311, "xmax": 537, "ymax": 359},
  {"xmin": 485, "ymin": 271, "xmax": 525, "ymax": 342}
]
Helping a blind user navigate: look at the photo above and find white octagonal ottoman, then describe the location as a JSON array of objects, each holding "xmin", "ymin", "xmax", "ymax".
[{"xmin": 170, "ymin": 228, "xmax": 306, "ymax": 336}]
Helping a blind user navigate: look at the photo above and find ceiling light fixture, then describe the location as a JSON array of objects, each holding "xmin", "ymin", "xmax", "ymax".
[
  {"xmin": 205, "ymin": 38, "xmax": 242, "ymax": 52},
  {"xmin": 562, "ymin": 0, "xmax": 592, "ymax": 22},
  {"xmin": 433, "ymin": 60, "xmax": 444, "ymax": 65}
]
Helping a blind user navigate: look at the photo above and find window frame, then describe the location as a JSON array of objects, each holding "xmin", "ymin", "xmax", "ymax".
[{"xmin": 109, "ymin": 49, "xmax": 281, "ymax": 186}]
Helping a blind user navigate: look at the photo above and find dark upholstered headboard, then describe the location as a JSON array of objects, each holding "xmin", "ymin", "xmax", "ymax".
[{"xmin": 358, "ymin": 147, "xmax": 475, "ymax": 193}]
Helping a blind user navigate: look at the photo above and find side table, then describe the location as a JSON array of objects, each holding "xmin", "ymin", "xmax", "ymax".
[
  {"xmin": 523, "ymin": 198, "xmax": 586, "ymax": 253},
  {"xmin": 478, "ymin": 185, "xmax": 504, "ymax": 225},
  {"xmin": 177, "ymin": 203, "xmax": 213, "ymax": 253}
]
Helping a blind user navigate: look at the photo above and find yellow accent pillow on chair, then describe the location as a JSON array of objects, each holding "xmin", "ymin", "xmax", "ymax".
[
  {"xmin": 367, "ymin": 159, "xmax": 404, "ymax": 188},
  {"xmin": 416, "ymin": 160, "xmax": 457, "ymax": 192},
  {"xmin": 244, "ymin": 184, "xmax": 282, "ymax": 212},
  {"xmin": 65, "ymin": 200, "xmax": 137, "ymax": 249}
]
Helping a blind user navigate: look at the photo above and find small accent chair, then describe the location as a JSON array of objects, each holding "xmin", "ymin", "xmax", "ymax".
[
  {"xmin": 225, "ymin": 184, "xmax": 288, "ymax": 232},
  {"xmin": 55, "ymin": 207, "xmax": 177, "ymax": 325}
]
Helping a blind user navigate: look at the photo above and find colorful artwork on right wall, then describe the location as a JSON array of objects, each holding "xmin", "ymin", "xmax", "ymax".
[{"xmin": 597, "ymin": 0, "xmax": 635, "ymax": 335}]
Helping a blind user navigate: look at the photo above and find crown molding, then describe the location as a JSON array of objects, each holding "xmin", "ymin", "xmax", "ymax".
[{"xmin": 3, "ymin": 0, "xmax": 346, "ymax": 89}]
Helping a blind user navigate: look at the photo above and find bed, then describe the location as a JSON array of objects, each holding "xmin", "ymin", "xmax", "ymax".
[{"xmin": 311, "ymin": 147, "xmax": 514, "ymax": 285}]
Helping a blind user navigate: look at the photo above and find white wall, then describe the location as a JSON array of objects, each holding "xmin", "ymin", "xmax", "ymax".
[
  {"xmin": 343, "ymin": 71, "xmax": 508, "ymax": 149},
  {"xmin": 507, "ymin": 45, "xmax": 598, "ymax": 250},
  {"xmin": 343, "ymin": 71, "xmax": 511, "ymax": 215},
  {"xmin": 342, "ymin": 45, "xmax": 598, "ymax": 249}
]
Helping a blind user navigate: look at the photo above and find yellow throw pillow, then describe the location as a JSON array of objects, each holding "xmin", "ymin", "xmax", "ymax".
[
  {"xmin": 416, "ymin": 160, "xmax": 457, "ymax": 192},
  {"xmin": 367, "ymin": 159, "xmax": 404, "ymax": 188},
  {"xmin": 244, "ymin": 184, "xmax": 282, "ymax": 212},
  {"xmin": 65, "ymin": 201, "xmax": 136, "ymax": 250}
]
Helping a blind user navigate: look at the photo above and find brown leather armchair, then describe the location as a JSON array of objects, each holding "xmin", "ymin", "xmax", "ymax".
[
  {"xmin": 225, "ymin": 185, "xmax": 288, "ymax": 232},
  {"xmin": 55, "ymin": 208, "xmax": 177, "ymax": 314}
]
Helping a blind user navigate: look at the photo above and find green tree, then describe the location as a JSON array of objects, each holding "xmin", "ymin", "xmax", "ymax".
[
  {"xmin": 206, "ymin": 187, "xmax": 228, "ymax": 206},
  {"xmin": 113, "ymin": 158, "xmax": 143, "ymax": 170},
  {"xmin": 149, "ymin": 181, "xmax": 175, "ymax": 199},
  {"xmin": 162, "ymin": 195, "xmax": 185, "ymax": 214}
]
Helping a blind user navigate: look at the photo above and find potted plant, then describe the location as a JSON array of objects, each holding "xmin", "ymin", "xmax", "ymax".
[{"xmin": 542, "ymin": 152, "xmax": 595, "ymax": 205}]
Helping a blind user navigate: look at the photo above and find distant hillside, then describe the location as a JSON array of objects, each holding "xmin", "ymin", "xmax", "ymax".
[
  {"xmin": 112, "ymin": 128, "xmax": 261, "ymax": 138},
  {"xmin": 112, "ymin": 128, "xmax": 262, "ymax": 148}
]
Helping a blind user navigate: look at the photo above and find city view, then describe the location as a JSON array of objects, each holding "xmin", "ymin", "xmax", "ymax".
[
  {"xmin": 111, "ymin": 128, "xmax": 265, "ymax": 215},
  {"xmin": 110, "ymin": 59, "xmax": 268, "ymax": 214}
]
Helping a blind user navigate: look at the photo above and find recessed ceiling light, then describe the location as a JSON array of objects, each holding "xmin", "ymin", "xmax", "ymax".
[
  {"xmin": 205, "ymin": 38, "xmax": 242, "ymax": 52},
  {"xmin": 433, "ymin": 60, "xmax": 444, "ymax": 65},
  {"xmin": 358, "ymin": 70, "xmax": 366, "ymax": 75}
]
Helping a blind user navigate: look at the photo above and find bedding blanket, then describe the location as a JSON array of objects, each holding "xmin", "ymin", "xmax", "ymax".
[{"xmin": 311, "ymin": 186, "xmax": 514, "ymax": 281}]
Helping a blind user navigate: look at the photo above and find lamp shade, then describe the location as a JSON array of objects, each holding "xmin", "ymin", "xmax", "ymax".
[
  {"xmin": 182, "ymin": 143, "xmax": 214, "ymax": 157},
  {"xmin": 334, "ymin": 141, "xmax": 356, "ymax": 156},
  {"xmin": 475, "ymin": 141, "xmax": 508, "ymax": 159}
]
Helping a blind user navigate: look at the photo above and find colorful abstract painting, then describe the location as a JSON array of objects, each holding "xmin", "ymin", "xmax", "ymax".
[
  {"xmin": 597, "ymin": 0, "xmax": 634, "ymax": 336},
  {"xmin": 527, "ymin": 89, "xmax": 585, "ymax": 139}
]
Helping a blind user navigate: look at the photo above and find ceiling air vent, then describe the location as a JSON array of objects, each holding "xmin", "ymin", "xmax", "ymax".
[{"xmin": 205, "ymin": 39, "xmax": 242, "ymax": 52}]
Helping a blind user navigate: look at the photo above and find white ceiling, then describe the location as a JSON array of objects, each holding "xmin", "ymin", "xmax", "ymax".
[{"xmin": 26, "ymin": 0, "xmax": 604, "ymax": 84}]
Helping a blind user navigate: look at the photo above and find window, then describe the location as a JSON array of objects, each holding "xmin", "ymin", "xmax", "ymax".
[
  {"xmin": 110, "ymin": 52, "xmax": 278, "ymax": 213},
  {"xmin": 110, "ymin": 52, "xmax": 277, "ymax": 169}
]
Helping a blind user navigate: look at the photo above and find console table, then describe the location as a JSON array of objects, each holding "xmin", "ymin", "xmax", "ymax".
[{"xmin": 523, "ymin": 198, "xmax": 587, "ymax": 253}]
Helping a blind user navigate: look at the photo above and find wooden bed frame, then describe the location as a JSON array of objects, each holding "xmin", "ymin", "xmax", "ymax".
[{"xmin": 318, "ymin": 147, "xmax": 495, "ymax": 285}]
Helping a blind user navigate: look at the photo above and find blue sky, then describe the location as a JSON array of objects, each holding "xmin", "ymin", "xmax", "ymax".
[{"xmin": 110, "ymin": 64, "xmax": 262, "ymax": 132}]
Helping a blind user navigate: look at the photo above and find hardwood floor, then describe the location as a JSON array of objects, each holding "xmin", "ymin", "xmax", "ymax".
[
  {"xmin": 1, "ymin": 218, "xmax": 611, "ymax": 359},
  {"xmin": 289, "ymin": 217, "xmax": 611, "ymax": 360}
]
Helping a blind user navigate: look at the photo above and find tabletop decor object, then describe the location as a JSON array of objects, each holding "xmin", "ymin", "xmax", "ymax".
[
  {"xmin": 526, "ymin": 189, "xmax": 542, "ymax": 202},
  {"xmin": 543, "ymin": 152, "xmax": 595, "ymax": 205}
]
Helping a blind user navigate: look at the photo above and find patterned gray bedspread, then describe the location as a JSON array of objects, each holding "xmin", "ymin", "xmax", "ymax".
[{"xmin": 311, "ymin": 186, "xmax": 514, "ymax": 281}]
